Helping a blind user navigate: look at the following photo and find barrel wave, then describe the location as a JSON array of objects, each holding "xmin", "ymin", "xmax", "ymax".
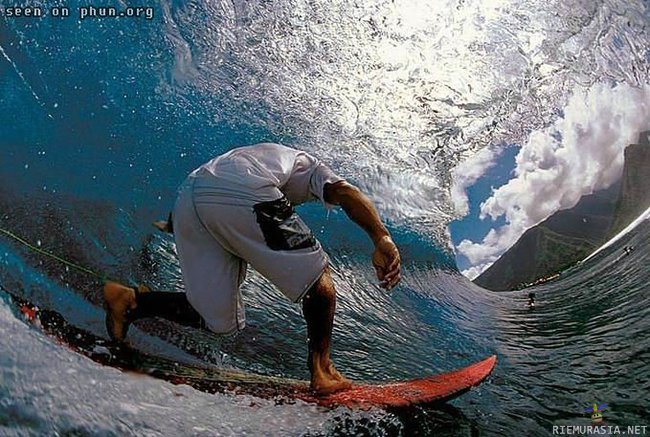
[{"xmin": 1, "ymin": 0, "xmax": 648, "ymax": 435}]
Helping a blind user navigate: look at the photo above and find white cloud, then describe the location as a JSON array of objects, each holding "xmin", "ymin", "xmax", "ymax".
[
  {"xmin": 456, "ymin": 81, "xmax": 650, "ymax": 278},
  {"xmin": 457, "ymin": 228, "xmax": 500, "ymax": 265},
  {"xmin": 450, "ymin": 146, "xmax": 502, "ymax": 216},
  {"xmin": 461, "ymin": 261, "xmax": 495, "ymax": 281}
]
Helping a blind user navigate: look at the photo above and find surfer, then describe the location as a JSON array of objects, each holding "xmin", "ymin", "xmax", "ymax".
[
  {"xmin": 103, "ymin": 143, "xmax": 401, "ymax": 394},
  {"xmin": 528, "ymin": 292, "xmax": 535, "ymax": 309}
]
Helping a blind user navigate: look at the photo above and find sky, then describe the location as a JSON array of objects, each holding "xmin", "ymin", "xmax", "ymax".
[
  {"xmin": 449, "ymin": 146, "xmax": 517, "ymax": 275},
  {"xmin": 449, "ymin": 82, "xmax": 650, "ymax": 280}
]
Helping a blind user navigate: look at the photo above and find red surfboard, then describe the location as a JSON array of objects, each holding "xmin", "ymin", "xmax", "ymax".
[
  {"xmin": 297, "ymin": 355, "xmax": 497, "ymax": 408},
  {"xmin": 6, "ymin": 290, "xmax": 495, "ymax": 409},
  {"xmin": 161, "ymin": 354, "xmax": 497, "ymax": 408}
]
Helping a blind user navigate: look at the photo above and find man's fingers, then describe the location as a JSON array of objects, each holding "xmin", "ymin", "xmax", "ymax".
[
  {"xmin": 379, "ymin": 272, "xmax": 401, "ymax": 289},
  {"xmin": 380, "ymin": 265, "xmax": 401, "ymax": 289},
  {"xmin": 388, "ymin": 272, "xmax": 401, "ymax": 288},
  {"xmin": 374, "ymin": 245, "xmax": 401, "ymax": 288},
  {"xmin": 387, "ymin": 255, "xmax": 400, "ymax": 272},
  {"xmin": 375, "ymin": 262, "xmax": 401, "ymax": 289},
  {"xmin": 384, "ymin": 263, "xmax": 400, "ymax": 281},
  {"xmin": 372, "ymin": 240, "xmax": 401, "ymax": 290},
  {"xmin": 374, "ymin": 265, "xmax": 386, "ymax": 281},
  {"xmin": 382, "ymin": 271, "xmax": 400, "ymax": 288}
]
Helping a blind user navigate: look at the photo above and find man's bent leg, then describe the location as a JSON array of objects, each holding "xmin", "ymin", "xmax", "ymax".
[
  {"xmin": 104, "ymin": 281, "xmax": 206, "ymax": 341},
  {"xmin": 302, "ymin": 268, "xmax": 352, "ymax": 395}
]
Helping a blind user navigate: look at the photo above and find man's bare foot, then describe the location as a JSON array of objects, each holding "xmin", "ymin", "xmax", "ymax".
[
  {"xmin": 325, "ymin": 362, "xmax": 351, "ymax": 384},
  {"xmin": 310, "ymin": 355, "xmax": 352, "ymax": 395},
  {"xmin": 103, "ymin": 281, "xmax": 137, "ymax": 341},
  {"xmin": 311, "ymin": 362, "xmax": 352, "ymax": 395},
  {"xmin": 311, "ymin": 372, "xmax": 353, "ymax": 395}
]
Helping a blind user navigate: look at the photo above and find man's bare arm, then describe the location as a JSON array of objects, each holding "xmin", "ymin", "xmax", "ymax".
[{"xmin": 324, "ymin": 181, "xmax": 401, "ymax": 289}]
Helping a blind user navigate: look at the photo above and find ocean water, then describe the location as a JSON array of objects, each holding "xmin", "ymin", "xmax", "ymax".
[{"xmin": 1, "ymin": 0, "xmax": 649, "ymax": 435}]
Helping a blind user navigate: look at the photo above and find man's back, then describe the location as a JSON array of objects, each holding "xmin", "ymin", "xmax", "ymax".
[{"xmin": 194, "ymin": 143, "xmax": 340, "ymax": 206}]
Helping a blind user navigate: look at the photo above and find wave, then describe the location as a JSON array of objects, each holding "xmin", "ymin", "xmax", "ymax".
[
  {"xmin": 1, "ymin": 0, "xmax": 649, "ymax": 434},
  {"xmin": 2, "ymin": 0, "xmax": 648, "ymax": 240},
  {"xmin": 582, "ymin": 205, "xmax": 650, "ymax": 263}
]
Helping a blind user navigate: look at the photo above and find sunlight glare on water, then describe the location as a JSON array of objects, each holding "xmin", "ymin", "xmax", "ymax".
[{"xmin": 157, "ymin": 0, "xmax": 650, "ymax": 241}]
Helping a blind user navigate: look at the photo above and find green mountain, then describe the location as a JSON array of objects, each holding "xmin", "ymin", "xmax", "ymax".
[
  {"xmin": 473, "ymin": 183, "xmax": 619, "ymax": 291},
  {"xmin": 474, "ymin": 132, "xmax": 650, "ymax": 291},
  {"xmin": 607, "ymin": 135, "xmax": 650, "ymax": 238}
]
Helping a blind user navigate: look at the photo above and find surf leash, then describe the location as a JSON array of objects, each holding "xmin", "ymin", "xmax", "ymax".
[{"xmin": 0, "ymin": 227, "xmax": 109, "ymax": 283}]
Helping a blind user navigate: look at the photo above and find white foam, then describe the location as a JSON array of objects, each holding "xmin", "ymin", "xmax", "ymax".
[{"xmin": 0, "ymin": 299, "xmax": 328, "ymax": 435}]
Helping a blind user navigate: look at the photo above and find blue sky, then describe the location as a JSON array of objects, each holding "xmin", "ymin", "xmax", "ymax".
[{"xmin": 448, "ymin": 145, "xmax": 519, "ymax": 273}]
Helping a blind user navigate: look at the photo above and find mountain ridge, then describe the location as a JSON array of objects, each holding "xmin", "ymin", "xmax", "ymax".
[{"xmin": 474, "ymin": 132, "xmax": 650, "ymax": 291}]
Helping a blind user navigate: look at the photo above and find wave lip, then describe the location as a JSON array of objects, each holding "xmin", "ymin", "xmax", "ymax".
[{"xmin": 582, "ymin": 205, "xmax": 650, "ymax": 263}]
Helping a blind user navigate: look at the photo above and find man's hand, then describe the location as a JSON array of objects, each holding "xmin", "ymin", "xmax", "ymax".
[
  {"xmin": 372, "ymin": 236, "xmax": 401, "ymax": 289},
  {"xmin": 324, "ymin": 181, "xmax": 402, "ymax": 290}
]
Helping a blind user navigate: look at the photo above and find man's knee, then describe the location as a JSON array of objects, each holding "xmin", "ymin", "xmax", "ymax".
[{"xmin": 305, "ymin": 267, "xmax": 336, "ymax": 303}]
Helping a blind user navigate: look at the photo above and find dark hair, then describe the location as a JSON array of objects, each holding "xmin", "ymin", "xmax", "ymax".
[{"xmin": 528, "ymin": 292, "xmax": 536, "ymax": 299}]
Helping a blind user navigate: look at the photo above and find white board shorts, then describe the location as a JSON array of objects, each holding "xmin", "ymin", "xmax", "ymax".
[{"xmin": 172, "ymin": 169, "xmax": 329, "ymax": 335}]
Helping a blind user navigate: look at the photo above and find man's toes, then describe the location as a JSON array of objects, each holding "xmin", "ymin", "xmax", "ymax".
[{"xmin": 313, "ymin": 379, "xmax": 352, "ymax": 396}]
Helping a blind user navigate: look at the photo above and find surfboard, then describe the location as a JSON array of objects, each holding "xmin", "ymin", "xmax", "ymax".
[
  {"xmin": 3, "ymin": 289, "xmax": 496, "ymax": 409},
  {"xmin": 303, "ymin": 355, "xmax": 496, "ymax": 408}
]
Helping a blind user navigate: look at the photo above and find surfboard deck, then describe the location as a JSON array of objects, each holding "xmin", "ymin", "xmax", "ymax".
[
  {"xmin": 3, "ymin": 289, "xmax": 496, "ymax": 409},
  {"xmin": 302, "ymin": 355, "xmax": 496, "ymax": 408}
]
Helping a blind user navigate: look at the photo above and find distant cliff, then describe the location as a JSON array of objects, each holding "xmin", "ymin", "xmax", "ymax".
[
  {"xmin": 474, "ymin": 132, "xmax": 650, "ymax": 291},
  {"xmin": 607, "ymin": 132, "xmax": 650, "ymax": 238}
]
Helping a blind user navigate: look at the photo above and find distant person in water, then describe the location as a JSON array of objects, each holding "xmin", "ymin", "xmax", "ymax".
[
  {"xmin": 103, "ymin": 143, "xmax": 401, "ymax": 394},
  {"xmin": 528, "ymin": 292, "xmax": 535, "ymax": 309}
]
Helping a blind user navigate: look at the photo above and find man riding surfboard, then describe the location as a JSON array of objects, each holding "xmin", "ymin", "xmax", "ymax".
[{"xmin": 104, "ymin": 143, "xmax": 401, "ymax": 395}]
